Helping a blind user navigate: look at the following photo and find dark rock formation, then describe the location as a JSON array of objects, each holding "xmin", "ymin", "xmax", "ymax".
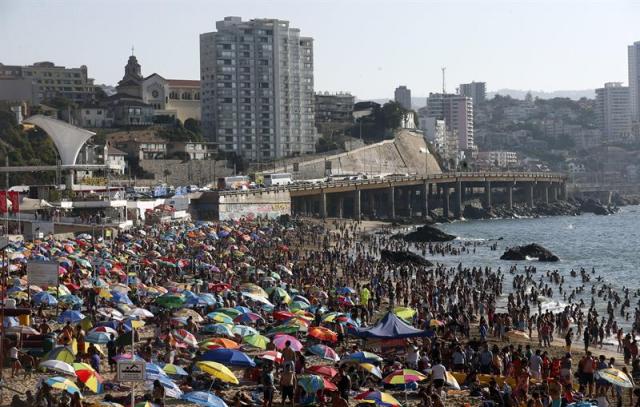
[
  {"xmin": 403, "ymin": 225, "xmax": 456, "ymax": 242},
  {"xmin": 380, "ymin": 249, "xmax": 433, "ymax": 266},
  {"xmin": 500, "ymin": 243, "xmax": 559, "ymax": 262},
  {"xmin": 579, "ymin": 199, "xmax": 617, "ymax": 215}
]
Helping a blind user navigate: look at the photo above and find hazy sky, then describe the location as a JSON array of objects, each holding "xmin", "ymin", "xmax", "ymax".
[{"xmin": 1, "ymin": 0, "xmax": 638, "ymax": 99}]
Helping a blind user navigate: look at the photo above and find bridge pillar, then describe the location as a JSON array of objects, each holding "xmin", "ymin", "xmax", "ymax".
[
  {"xmin": 407, "ymin": 188, "xmax": 414, "ymax": 218},
  {"xmin": 484, "ymin": 180, "xmax": 492, "ymax": 208},
  {"xmin": 551, "ymin": 184, "xmax": 558, "ymax": 202},
  {"xmin": 388, "ymin": 187, "xmax": 396, "ymax": 219},
  {"xmin": 301, "ymin": 198, "xmax": 308, "ymax": 216},
  {"xmin": 321, "ymin": 191, "xmax": 327, "ymax": 219},
  {"xmin": 423, "ymin": 181, "xmax": 429, "ymax": 219},
  {"xmin": 354, "ymin": 189, "xmax": 361, "ymax": 221},
  {"xmin": 338, "ymin": 195, "xmax": 344, "ymax": 218},
  {"xmin": 527, "ymin": 183, "xmax": 535, "ymax": 208},
  {"xmin": 369, "ymin": 192, "xmax": 376, "ymax": 218},
  {"xmin": 455, "ymin": 180, "xmax": 463, "ymax": 218},
  {"xmin": 560, "ymin": 183, "xmax": 568, "ymax": 200},
  {"xmin": 543, "ymin": 185, "xmax": 549, "ymax": 204},
  {"xmin": 507, "ymin": 184, "xmax": 513, "ymax": 209},
  {"xmin": 65, "ymin": 170, "xmax": 74, "ymax": 189},
  {"xmin": 442, "ymin": 186, "xmax": 450, "ymax": 218}
]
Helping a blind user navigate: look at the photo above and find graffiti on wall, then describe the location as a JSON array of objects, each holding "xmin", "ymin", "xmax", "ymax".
[{"xmin": 219, "ymin": 202, "xmax": 291, "ymax": 221}]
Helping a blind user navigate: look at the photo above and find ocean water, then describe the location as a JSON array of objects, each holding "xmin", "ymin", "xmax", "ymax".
[{"xmin": 421, "ymin": 206, "xmax": 640, "ymax": 328}]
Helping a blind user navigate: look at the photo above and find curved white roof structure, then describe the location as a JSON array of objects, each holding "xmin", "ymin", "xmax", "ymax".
[{"xmin": 23, "ymin": 115, "xmax": 96, "ymax": 166}]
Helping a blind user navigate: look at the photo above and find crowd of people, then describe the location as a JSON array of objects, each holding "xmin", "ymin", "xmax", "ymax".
[{"xmin": 0, "ymin": 217, "xmax": 638, "ymax": 407}]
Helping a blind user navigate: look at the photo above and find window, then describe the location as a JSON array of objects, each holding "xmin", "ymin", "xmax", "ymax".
[{"xmin": 169, "ymin": 91, "xmax": 178, "ymax": 99}]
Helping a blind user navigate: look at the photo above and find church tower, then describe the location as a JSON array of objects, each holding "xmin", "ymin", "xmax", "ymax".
[{"xmin": 116, "ymin": 52, "xmax": 143, "ymax": 98}]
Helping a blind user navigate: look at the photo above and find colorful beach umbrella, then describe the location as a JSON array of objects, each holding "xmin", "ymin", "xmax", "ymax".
[
  {"xmin": 195, "ymin": 361, "xmax": 239, "ymax": 384},
  {"xmin": 163, "ymin": 363, "xmax": 188, "ymax": 376},
  {"xmin": 355, "ymin": 391, "xmax": 401, "ymax": 407},
  {"xmin": 73, "ymin": 362, "xmax": 104, "ymax": 393},
  {"xmin": 45, "ymin": 376, "xmax": 82, "ymax": 396},
  {"xmin": 308, "ymin": 344, "xmax": 340, "ymax": 362},
  {"xmin": 382, "ymin": 369, "xmax": 427, "ymax": 385},
  {"xmin": 242, "ymin": 334, "xmax": 270, "ymax": 350},
  {"xmin": 273, "ymin": 334, "xmax": 303, "ymax": 351},
  {"xmin": 308, "ymin": 326, "xmax": 338, "ymax": 343},
  {"xmin": 45, "ymin": 347, "xmax": 76, "ymax": 364},
  {"xmin": 596, "ymin": 368, "xmax": 634, "ymax": 388}
]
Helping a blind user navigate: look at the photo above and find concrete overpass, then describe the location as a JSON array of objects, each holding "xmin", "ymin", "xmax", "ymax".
[{"xmin": 218, "ymin": 171, "xmax": 567, "ymax": 220}]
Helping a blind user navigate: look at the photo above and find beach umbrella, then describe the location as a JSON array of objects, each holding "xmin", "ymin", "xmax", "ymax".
[
  {"xmin": 273, "ymin": 334, "xmax": 303, "ymax": 351},
  {"xmin": 45, "ymin": 347, "xmax": 76, "ymax": 364},
  {"xmin": 445, "ymin": 372, "xmax": 461, "ymax": 390},
  {"xmin": 94, "ymin": 402, "xmax": 125, "ymax": 407},
  {"xmin": 216, "ymin": 307, "xmax": 243, "ymax": 317},
  {"xmin": 145, "ymin": 362, "xmax": 168, "ymax": 380},
  {"xmin": 59, "ymin": 295, "xmax": 83, "ymax": 306},
  {"xmin": 306, "ymin": 365, "xmax": 338, "ymax": 378},
  {"xmin": 595, "ymin": 368, "xmax": 634, "ymax": 388},
  {"xmin": 308, "ymin": 344, "xmax": 340, "ymax": 362},
  {"xmin": 173, "ymin": 308, "xmax": 204, "ymax": 322},
  {"xmin": 200, "ymin": 349, "xmax": 256, "ymax": 368},
  {"xmin": 273, "ymin": 311, "xmax": 296, "ymax": 321},
  {"xmin": 206, "ymin": 312, "xmax": 234, "ymax": 324},
  {"xmin": 297, "ymin": 375, "xmax": 328, "ymax": 394},
  {"xmin": 45, "ymin": 376, "xmax": 82, "ymax": 396},
  {"xmin": 182, "ymin": 391, "xmax": 229, "ymax": 407},
  {"xmin": 89, "ymin": 326, "xmax": 118, "ymax": 337},
  {"xmin": 355, "ymin": 391, "xmax": 401, "ymax": 407},
  {"xmin": 308, "ymin": 326, "xmax": 338, "ymax": 343},
  {"xmin": 6, "ymin": 325, "xmax": 40, "ymax": 335},
  {"xmin": 360, "ymin": 363, "xmax": 383, "ymax": 379},
  {"xmin": 33, "ymin": 292, "xmax": 59, "ymax": 306},
  {"xmin": 342, "ymin": 351, "xmax": 383, "ymax": 364},
  {"xmin": 58, "ymin": 310, "xmax": 86, "ymax": 323},
  {"xmin": 258, "ymin": 351, "xmax": 283, "ymax": 364},
  {"xmin": 173, "ymin": 329, "xmax": 198, "ymax": 348},
  {"xmin": 242, "ymin": 334, "xmax": 270, "ymax": 350},
  {"xmin": 163, "ymin": 363, "xmax": 188, "ymax": 377},
  {"xmin": 267, "ymin": 325, "xmax": 302, "ymax": 336},
  {"xmin": 200, "ymin": 338, "xmax": 240, "ymax": 350},
  {"xmin": 195, "ymin": 361, "xmax": 239, "ymax": 384},
  {"xmin": 270, "ymin": 287, "xmax": 291, "ymax": 304},
  {"xmin": 39, "ymin": 360, "xmax": 75, "ymax": 376},
  {"xmin": 383, "ymin": 369, "xmax": 427, "ymax": 385},
  {"xmin": 201, "ymin": 323, "xmax": 234, "ymax": 336},
  {"xmin": 113, "ymin": 353, "xmax": 144, "ymax": 362},
  {"xmin": 145, "ymin": 376, "xmax": 183, "ymax": 399},
  {"xmin": 337, "ymin": 287, "xmax": 356, "ymax": 295},
  {"xmin": 73, "ymin": 362, "xmax": 103, "ymax": 393},
  {"xmin": 156, "ymin": 294, "xmax": 185, "ymax": 309},
  {"xmin": 233, "ymin": 312, "xmax": 264, "ymax": 324},
  {"xmin": 86, "ymin": 331, "xmax": 112, "ymax": 344},
  {"xmin": 127, "ymin": 308, "xmax": 154, "ymax": 319},
  {"xmin": 241, "ymin": 292, "xmax": 274, "ymax": 307},
  {"xmin": 232, "ymin": 324, "xmax": 259, "ymax": 337}
]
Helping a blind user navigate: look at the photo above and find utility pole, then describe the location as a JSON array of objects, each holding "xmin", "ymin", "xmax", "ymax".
[{"xmin": 441, "ymin": 67, "xmax": 447, "ymax": 94}]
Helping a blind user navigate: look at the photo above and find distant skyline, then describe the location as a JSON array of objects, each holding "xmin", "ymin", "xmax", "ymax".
[{"xmin": 1, "ymin": 0, "xmax": 638, "ymax": 99}]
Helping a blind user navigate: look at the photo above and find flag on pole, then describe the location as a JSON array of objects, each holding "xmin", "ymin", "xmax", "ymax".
[
  {"xmin": 8, "ymin": 191, "xmax": 19, "ymax": 213},
  {"xmin": 0, "ymin": 191, "xmax": 7, "ymax": 213}
]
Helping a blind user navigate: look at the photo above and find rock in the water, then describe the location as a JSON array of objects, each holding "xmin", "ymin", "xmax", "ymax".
[
  {"xmin": 500, "ymin": 243, "xmax": 559, "ymax": 262},
  {"xmin": 380, "ymin": 249, "xmax": 433, "ymax": 266},
  {"xmin": 579, "ymin": 198, "xmax": 617, "ymax": 215},
  {"xmin": 403, "ymin": 225, "xmax": 455, "ymax": 242}
]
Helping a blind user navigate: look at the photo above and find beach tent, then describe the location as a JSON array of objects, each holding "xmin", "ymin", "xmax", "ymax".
[{"xmin": 351, "ymin": 312, "xmax": 433, "ymax": 339}]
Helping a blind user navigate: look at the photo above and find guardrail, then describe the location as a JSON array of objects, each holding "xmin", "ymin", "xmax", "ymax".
[{"xmin": 218, "ymin": 171, "xmax": 567, "ymax": 196}]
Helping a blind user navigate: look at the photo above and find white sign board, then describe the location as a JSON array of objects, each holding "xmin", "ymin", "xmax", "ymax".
[
  {"xmin": 117, "ymin": 360, "xmax": 146, "ymax": 382},
  {"xmin": 27, "ymin": 261, "xmax": 59, "ymax": 288}
]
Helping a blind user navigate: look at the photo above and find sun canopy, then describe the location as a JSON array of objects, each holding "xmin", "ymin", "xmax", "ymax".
[{"xmin": 351, "ymin": 312, "xmax": 433, "ymax": 339}]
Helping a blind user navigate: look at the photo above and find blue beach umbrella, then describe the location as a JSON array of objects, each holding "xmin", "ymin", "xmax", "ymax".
[
  {"xmin": 200, "ymin": 349, "xmax": 256, "ymax": 368},
  {"xmin": 58, "ymin": 310, "xmax": 85, "ymax": 323},
  {"xmin": 182, "ymin": 391, "xmax": 229, "ymax": 407}
]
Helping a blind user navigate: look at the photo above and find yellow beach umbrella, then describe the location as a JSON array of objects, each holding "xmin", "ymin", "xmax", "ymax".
[{"xmin": 196, "ymin": 361, "xmax": 239, "ymax": 384}]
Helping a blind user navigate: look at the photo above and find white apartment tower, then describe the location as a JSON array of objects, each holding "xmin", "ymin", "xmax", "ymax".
[
  {"xmin": 394, "ymin": 85, "xmax": 412, "ymax": 110},
  {"xmin": 595, "ymin": 82, "xmax": 630, "ymax": 142},
  {"xmin": 629, "ymin": 41, "xmax": 640, "ymax": 124},
  {"xmin": 425, "ymin": 93, "xmax": 474, "ymax": 151},
  {"xmin": 200, "ymin": 17, "xmax": 316, "ymax": 160}
]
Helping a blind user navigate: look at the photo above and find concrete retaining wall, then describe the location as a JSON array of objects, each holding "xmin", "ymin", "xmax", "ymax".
[
  {"xmin": 140, "ymin": 159, "xmax": 234, "ymax": 186},
  {"xmin": 218, "ymin": 190, "xmax": 291, "ymax": 221}
]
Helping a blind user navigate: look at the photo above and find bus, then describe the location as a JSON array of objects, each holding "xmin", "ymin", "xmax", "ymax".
[
  {"xmin": 217, "ymin": 175, "xmax": 251, "ymax": 190},
  {"xmin": 264, "ymin": 173, "xmax": 292, "ymax": 187}
]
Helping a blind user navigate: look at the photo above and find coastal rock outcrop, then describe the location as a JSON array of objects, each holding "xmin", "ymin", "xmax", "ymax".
[
  {"xmin": 500, "ymin": 244, "xmax": 559, "ymax": 262},
  {"xmin": 403, "ymin": 225, "xmax": 456, "ymax": 242},
  {"xmin": 579, "ymin": 199, "xmax": 617, "ymax": 215},
  {"xmin": 380, "ymin": 249, "xmax": 433, "ymax": 266}
]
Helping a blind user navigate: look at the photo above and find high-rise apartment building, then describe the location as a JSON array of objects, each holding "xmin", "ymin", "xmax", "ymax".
[
  {"xmin": 394, "ymin": 85, "xmax": 411, "ymax": 110},
  {"xmin": 629, "ymin": 41, "xmax": 640, "ymax": 123},
  {"xmin": 200, "ymin": 17, "xmax": 317, "ymax": 160},
  {"xmin": 0, "ymin": 61, "xmax": 96, "ymax": 103},
  {"xmin": 425, "ymin": 93, "xmax": 474, "ymax": 151},
  {"xmin": 459, "ymin": 81, "xmax": 486, "ymax": 105},
  {"xmin": 595, "ymin": 82, "xmax": 630, "ymax": 142},
  {"xmin": 314, "ymin": 92, "xmax": 354, "ymax": 137}
]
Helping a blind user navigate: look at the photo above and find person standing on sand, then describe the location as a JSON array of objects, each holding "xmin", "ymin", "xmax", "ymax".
[{"xmin": 565, "ymin": 328, "xmax": 573, "ymax": 352}]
